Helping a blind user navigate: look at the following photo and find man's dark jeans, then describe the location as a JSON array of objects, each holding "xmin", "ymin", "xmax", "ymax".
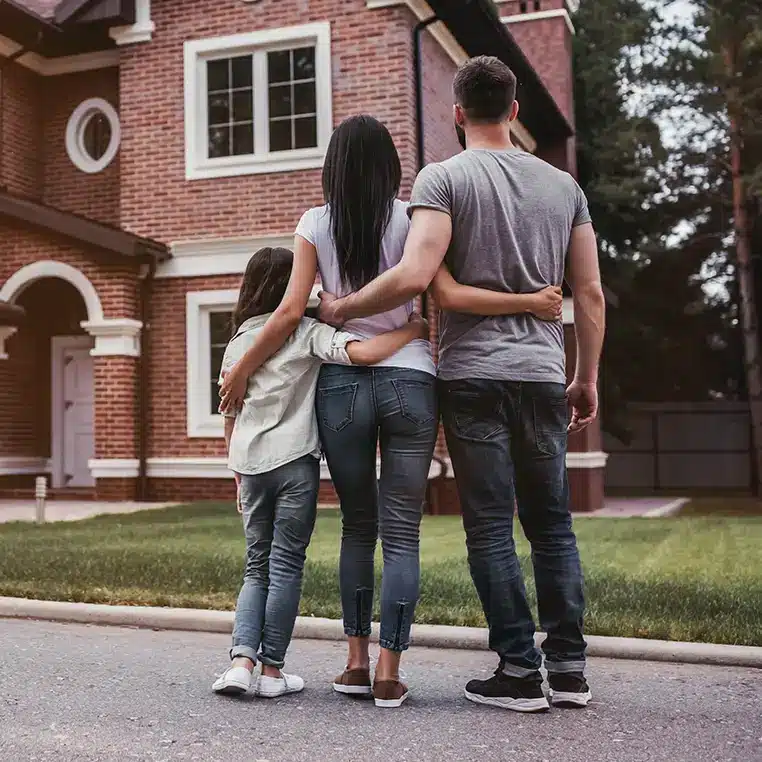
[{"xmin": 440, "ymin": 379, "xmax": 586, "ymax": 677}]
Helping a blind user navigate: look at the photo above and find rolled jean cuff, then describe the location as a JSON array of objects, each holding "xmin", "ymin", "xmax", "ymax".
[
  {"xmin": 500, "ymin": 662, "xmax": 542, "ymax": 679},
  {"xmin": 378, "ymin": 637, "xmax": 410, "ymax": 653},
  {"xmin": 230, "ymin": 645, "xmax": 258, "ymax": 663},
  {"xmin": 258, "ymin": 653, "xmax": 285, "ymax": 669},
  {"xmin": 343, "ymin": 624, "xmax": 372, "ymax": 638},
  {"xmin": 544, "ymin": 659, "xmax": 586, "ymax": 675}
]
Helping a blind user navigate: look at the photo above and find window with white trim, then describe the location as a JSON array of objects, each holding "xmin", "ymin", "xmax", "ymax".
[
  {"xmin": 184, "ymin": 23, "xmax": 333, "ymax": 180},
  {"xmin": 186, "ymin": 285, "xmax": 323, "ymax": 438}
]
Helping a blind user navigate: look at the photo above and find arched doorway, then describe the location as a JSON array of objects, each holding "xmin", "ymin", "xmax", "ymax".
[{"xmin": 0, "ymin": 262, "xmax": 103, "ymax": 491}]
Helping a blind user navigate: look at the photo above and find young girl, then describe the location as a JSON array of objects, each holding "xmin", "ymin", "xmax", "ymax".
[{"xmin": 212, "ymin": 246, "xmax": 428, "ymax": 699}]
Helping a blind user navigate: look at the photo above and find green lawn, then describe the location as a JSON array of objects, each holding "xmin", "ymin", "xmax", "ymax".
[{"xmin": 0, "ymin": 504, "xmax": 760, "ymax": 646}]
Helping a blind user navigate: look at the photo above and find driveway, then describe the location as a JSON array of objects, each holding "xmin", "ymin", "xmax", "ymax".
[{"xmin": 1, "ymin": 619, "xmax": 759, "ymax": 761}]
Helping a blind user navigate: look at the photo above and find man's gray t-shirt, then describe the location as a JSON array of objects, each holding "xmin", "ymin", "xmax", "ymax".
[{"xmin": 409, "ymin": 148, "xmax": 592, "ymax": 383}]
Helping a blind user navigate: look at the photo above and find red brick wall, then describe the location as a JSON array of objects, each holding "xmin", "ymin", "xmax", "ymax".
[
  {"xmin": 420, "ymin": 31, "xmax": 461, "ymax": 166},
  {"xmin": 0, "ymin": 62, "xmax": 43, "ymax": 198},
  {"xmin": 43, "ymin": 68, "xmax": 121, "ymax": 226},
  {"xmin": 117, "ymin": 0, "xmax": 418, "ymax": 242}
]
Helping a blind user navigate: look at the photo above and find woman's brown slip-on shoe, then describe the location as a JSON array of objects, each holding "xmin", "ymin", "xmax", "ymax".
[
  {"xmin": 332, "ymin": 668, "xmax": 372, "ymax": 696},
  {"xmin": 373, "ymin": 679, "xmax": 409, "ymax": 708}
]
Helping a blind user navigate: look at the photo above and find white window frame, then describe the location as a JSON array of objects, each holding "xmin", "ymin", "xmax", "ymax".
[
  {"xmin": 186, "ymin": 285, "xmax": 323, "ymax": 438},
  {"xmin": 65, "ymin": 98, "xmax": 121, "ymax": 174},
  {"xmin": 184, "ymin": 22, "xmax": 333, "ymax": 181}
]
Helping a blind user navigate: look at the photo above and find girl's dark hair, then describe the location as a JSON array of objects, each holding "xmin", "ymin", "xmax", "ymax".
[
  {"xmin": 322, "ymin": 115, "xmax": 401, "ymax": 292},
  {"xmin": 232, "ymin": 247, "xmax": 294, "ymax": 332}
]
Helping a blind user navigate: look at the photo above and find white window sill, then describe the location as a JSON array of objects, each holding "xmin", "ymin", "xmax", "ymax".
[
  {"xmin": 188, "ymin": 416, "xmax": 225, "ymax": 439},
  {"xmin": 186, "ymin": 147, "xmax": 326, "ymax": 180}
]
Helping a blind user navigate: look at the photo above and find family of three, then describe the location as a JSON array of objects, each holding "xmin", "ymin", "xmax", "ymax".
[{"xmin": 212, "ymin": 56, "xmax": 606, "ymax": 713}]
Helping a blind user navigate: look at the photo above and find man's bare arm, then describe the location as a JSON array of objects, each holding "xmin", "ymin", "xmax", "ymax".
[
  {"xmin": 330, "ymin": 209, "xmax": 452, "ymax": 323},
  {"xmin": 568, "ymin": 223, "xmax": 605, "ymax": 383},
  {"xmin": 566, "ymin": 222, "xmax": 605, "ymax": 433}
]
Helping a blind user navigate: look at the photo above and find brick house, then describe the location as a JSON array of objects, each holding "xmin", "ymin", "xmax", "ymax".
[{"xmin": 0, "ymin": 0, "xmax": 606, "ymax": 511}]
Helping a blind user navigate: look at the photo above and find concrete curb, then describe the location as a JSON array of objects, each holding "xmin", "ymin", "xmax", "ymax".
[{"xmin": 2, "ymin": 596, "xmax": 761, "ymax": 669}]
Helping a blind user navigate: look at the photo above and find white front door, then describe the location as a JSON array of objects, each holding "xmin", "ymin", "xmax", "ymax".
[{"xmin": 52, "ymin": 337, "xmax": 95, "ymax": 488}]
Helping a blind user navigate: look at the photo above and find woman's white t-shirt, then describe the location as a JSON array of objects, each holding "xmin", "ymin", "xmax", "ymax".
[{"xmin": 295, "ymin": 199, "xmax": 435, "ymax": 375}]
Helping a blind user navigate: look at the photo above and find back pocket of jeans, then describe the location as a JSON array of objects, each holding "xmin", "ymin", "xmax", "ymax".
[
  {"xmin": 392, "ymin": 378, "xmax": 436, "ymax": 426},
  {"xmin": 318, "ymin": 383, "xmax": 358, "ymax": 432},
  {"xmin": 533, "ymin": 397, "xmax": 568, "ymax": 457},
  {"xmin": 451, "ymin": 393, "xmax": 502, "ymax": 441}
]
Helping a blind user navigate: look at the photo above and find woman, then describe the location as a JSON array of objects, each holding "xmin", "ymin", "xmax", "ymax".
[{"xmin": 219, "ymin": 116, "xmax": 438, "ymax": 708}]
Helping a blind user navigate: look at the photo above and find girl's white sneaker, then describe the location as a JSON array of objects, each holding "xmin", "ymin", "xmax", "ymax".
[
  {"xmin": 212, "ymin": 666, "xmax": 253, "ymax": 695},
  {"xmin": 255, "ymin": 672, "xmax": 305, "ymax": 698}
]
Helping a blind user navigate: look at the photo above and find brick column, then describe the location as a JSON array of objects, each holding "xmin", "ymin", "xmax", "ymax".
[{"xmin": 83, "ymin": 318, "xmax": 143, "ymax": 500}]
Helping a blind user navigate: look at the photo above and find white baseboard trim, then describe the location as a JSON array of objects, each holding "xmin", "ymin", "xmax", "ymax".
[
  {"xmin": 86, "ymin": 452, "xmax": 608, "ymax": 481},
  {"xmin": 0, "ymin": 457, "xmax": 52, "ymax": 476}
]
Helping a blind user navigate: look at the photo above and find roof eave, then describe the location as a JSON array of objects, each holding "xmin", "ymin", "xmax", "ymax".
[{"xmin": 422, "ymin": 0, "xmax": 574, "ymax": 144}]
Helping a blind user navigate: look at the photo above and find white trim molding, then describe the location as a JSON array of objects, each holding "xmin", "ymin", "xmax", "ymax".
[
  {"xmin": 186, "ymin": 289, "xmax": 241, "ymax": 438},
  {"xmin": 109, "ymin": 0, "xmax": 154, "ymax": 45},
  {"xmin": 0, "ymin": 35, "xmax": 119, "ymax": 76},
  {"xmin": 160, "ymin": 234, "xmax": 293, "ymax": 279},
  {"xmin": 0, "ymin": 457, "xmax": 52, "ymax": 476},
  {"xmin": 184, "ymin": 22, "xmax": 333, "ymax": 180},
  {"xmin": 65, "ymin": 98, "xmax": 121, "ymax": 174},
  {"xmin": 81, "ymin": 318, "xmax": 143, "ymax": 358},
  {"xmin": 84, "ymin": 451, "xmax": 609, "ymax": 482},
  {"xmin": 502, "ymin": 9, "xmax": 575, "ymax": 36},
  {"xmin": 566, "ymin": 451, "xmax": 608, "ymax": 469},
  {"xmin": 89, "ymin": 459, "xmax": 140, "ymax": 479},
  {"xmin": 0, "ymin": 260, "xmax": 104, "ymax": 323}
]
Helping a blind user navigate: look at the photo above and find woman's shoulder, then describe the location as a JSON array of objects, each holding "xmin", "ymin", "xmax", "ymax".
[{"xmin": 296, "ymin": 204, "xmax": 330, "ymax": 242}]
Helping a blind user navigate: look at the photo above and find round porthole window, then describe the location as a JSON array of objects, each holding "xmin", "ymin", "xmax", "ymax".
[{"xmin": 65, "ymin": 98, "xmax": 121, "ymax": 174}]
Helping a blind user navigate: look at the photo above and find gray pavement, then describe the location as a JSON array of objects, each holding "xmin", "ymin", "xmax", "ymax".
[{"xmin": 1, "ymin": 620, "xmax": 759, "ymax": 762}]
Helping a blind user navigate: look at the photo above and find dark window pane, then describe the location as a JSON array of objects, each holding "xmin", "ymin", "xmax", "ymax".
[
  {"xmin": 294, "ymin": 116, "xmax": 317, "ymax": 149},
  {"xmin": 207, "ymin": 59, "xmax": 229, "ymax": 91},
  {"xmin": 208, "ymin": 93, "xmax": 230, "ymax": 126},
  {"xmin": 293, "ymin": 82, "xmax": 316, "ymax": 115},
  {"xmin": 208, "ymin": 126, "xmax": 229, "ymax": 158},
  {"xmin": 231, "ymin": 55, "xmax": 253, "ymax": 88},
  {"xmin": 210, "ymin": 381, "xmax": 221, "ymax": 416},
  {"xmin": 210, "ymin": 345, "xmax": 226, "ymax": 377},
  {"xmin": 232, "ymin": 90, "xmax": 253, "ymax": 123},
  {"xmin": 209, "ymin": 312, "xmax": 232, "ymax": 345},
  {"xmin": 83, "ymin": 113, "xmax": 111, "ymax": 161},
  {"xmin": 232, "ymin": 123, "xmax": 254, "ymax": 155},
  {"xmin": 269, "ymin": 84, "xmax": 292, "ymax": 119},
  {"xmin": 268, "ymin": 50, "xmax": 291, "ymax": 84},
  {"xmin": 269, "ymin": 119, "xmax": 292, "ymax": 152},
  {"xmin": 293, "ymin": 47, "xmax": 315, "ymax": 80}
]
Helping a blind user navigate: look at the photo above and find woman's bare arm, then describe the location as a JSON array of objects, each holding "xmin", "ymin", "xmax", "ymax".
[
  {"xmin": 219, "ymin": 236, "xmax": 318, "ymax": 413},
  {"xmin": 431, "ymin": 264, "xmax": 563, "ymax": 321}
]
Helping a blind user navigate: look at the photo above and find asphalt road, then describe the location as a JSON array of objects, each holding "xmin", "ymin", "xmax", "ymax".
[{"xmin": 1, "ymin": 619, "xmax": 760, "ymax": 762}]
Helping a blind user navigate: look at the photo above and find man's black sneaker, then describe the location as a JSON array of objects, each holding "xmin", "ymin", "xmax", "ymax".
[
  {"xmin": 548, "ymin": 672, "xmax": 592, "ymax": 707},
  {"xmin": 465, "ymin": 669, "xmax": 549, "ymax": 713}
]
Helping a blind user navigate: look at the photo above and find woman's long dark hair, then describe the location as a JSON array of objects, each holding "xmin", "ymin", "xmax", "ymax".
[
  {"xmin": 232, "ymin": 247, "xmax": 293, "ymax": 332},
  {"xmin": 322, "ymin": 115, "xmax": 402, "ymax": 292}
]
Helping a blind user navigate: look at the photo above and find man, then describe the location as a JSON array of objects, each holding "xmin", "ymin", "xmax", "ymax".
[{"xmin": 319, "ymin": 56, "xmax": 605, "ymax": 713}]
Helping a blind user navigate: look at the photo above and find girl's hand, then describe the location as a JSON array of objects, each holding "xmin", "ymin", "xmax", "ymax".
[
  {"xmin": 219, "ymin": 368, "xmax": 246, "ymax": 414},
  {"xmin": 528, "ymin": 286, "xmax": 563, "ymax": 321},
  {"xmin": 408, "ymin": 312, "xmax": 429, "ymax": 340},
  {"xmin": 233, "ymin": 472, "xmax": 243, "ymax": 514}
]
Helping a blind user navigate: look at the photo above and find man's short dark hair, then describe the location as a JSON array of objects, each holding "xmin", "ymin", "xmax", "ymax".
[{"xmin": 453, "ymin": 56, "xmax": 517, "ymax": 123}]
